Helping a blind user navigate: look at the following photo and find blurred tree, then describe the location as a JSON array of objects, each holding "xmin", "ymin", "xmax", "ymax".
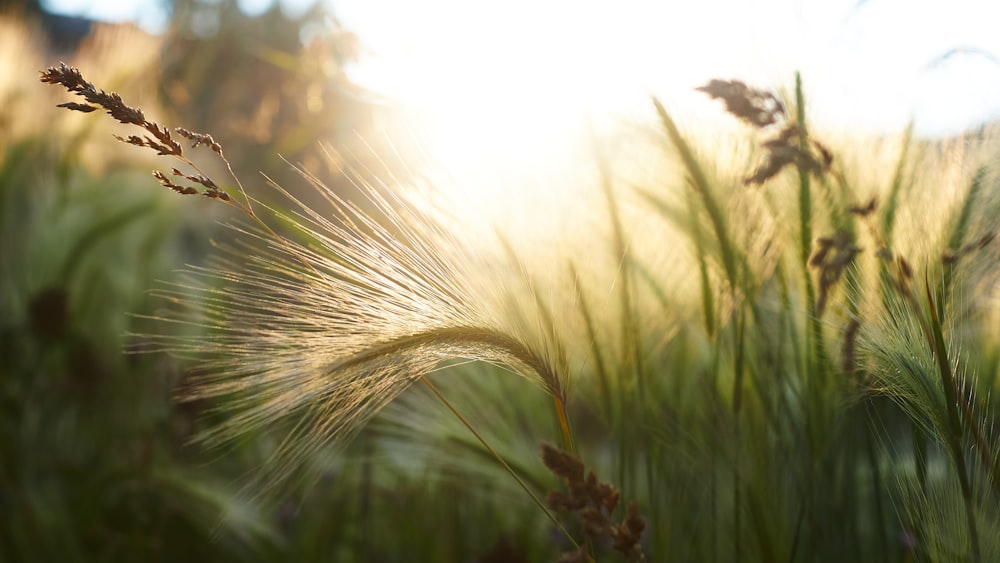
[
  {"xmin": 2, "ymin": 0, "xmax": 93, "ymax": 51},
  {"xmin": 158, "ymin": 0, "xmax": 385, "ymax": 202}
]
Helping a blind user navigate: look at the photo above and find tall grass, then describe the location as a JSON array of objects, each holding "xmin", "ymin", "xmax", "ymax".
[{"xmin": 35, "ymin": 62, "xmax": 1000, "ymax": 563}]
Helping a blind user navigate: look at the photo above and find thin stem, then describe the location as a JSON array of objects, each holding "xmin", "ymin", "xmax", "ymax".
[
  {"xmin": 923, "ymin": 276, "xmax": 981, "ymax": 562},
  {"xmin": 418, "ymin": 375, "xmax": 589, "ymax": 560}
]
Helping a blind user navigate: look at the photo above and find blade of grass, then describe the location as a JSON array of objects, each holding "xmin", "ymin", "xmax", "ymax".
[
  {"xmin": 652, "ymin": 97, "xmax": 738, "ymax": 290},
  {"xmin": 879, "ymin": 121, "xmax": 915, "ymax": 245},
  {"xmin": 940, "ymin": 166, "xmax": 988, "ymax": 316},
  {"xmin": 569, "ymin": 262, "xmax": 614, "ymax": 422},
  {"xmin": 591, "ymin": 130, "xmax": 646, "ymax": 398},
  {"xmin": 923, "ymin": 275, "xmax": 981, "ymax": 562}
]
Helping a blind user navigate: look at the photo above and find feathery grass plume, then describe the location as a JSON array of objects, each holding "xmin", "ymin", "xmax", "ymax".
[
  {"xmin": 856, "ymin": 255, "xmax": 1000, "ymax": 560},
  {"xmin": 938, "ymin": 165, "xmax": 1000, "ymax": 335},
  {"xmin": 40, "ymin": 64, "xmax": 569, "ymax": 493},
  {"xmin": 895, "ymin": 473, "xmax": 1000, "ymax": 562},
  {"xmin": 857, "ymin": 258, "xmax": 952, "ymax": 442}
]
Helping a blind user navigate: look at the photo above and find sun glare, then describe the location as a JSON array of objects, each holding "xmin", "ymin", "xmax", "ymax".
[
  {"xmin": 340, "ymin": 1, "xmax": 826, "ymax": 219},
  {"xmin": 46, "ymin": 0, "xmax": 1000, "ymax": 214},
  {"xmin": 364, "ymin": 3, "xmax": 656, "ymax": 189},
  {"xmin": 338, "ymin": 2, "xmax": 770, "ymax": 236},
  {"xmin": 341, "ymin": 0, "xmax": 1000, "ymax": 187}
]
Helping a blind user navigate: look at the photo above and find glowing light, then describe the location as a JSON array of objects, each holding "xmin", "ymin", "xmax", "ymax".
[
  {"xmin": 339, "ymin": 0, "xmax": 1000, "ymax": 146},
  {"xmin": 43, "ymin": 0, "xmax": 1000, "ymax": 193},
  {"xmin": 354, "ymin": 3, "xmax": 657, "ymax": 182},
  {"xmin": 329, "ymin": 0, "xmax": 998, "ymax": 235}
]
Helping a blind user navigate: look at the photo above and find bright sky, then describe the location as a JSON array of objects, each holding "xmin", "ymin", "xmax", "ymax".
[{"xmin": 42, "ymin": 0, "xmax": 1000, "ymax": 173}]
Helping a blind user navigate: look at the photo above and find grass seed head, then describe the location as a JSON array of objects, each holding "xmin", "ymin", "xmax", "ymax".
[
  {"xmin": 696, "ymin": 78, "xmax": 786, "ymax": 129},
  {"xmin": 542, "ymin": 442, "xmax": 645, "ymax": 562}
]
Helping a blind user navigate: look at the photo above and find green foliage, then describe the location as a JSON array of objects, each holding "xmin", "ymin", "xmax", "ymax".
[{"xmin": 0, "ymin": 133, "xmax": 278, "ymax": 561}]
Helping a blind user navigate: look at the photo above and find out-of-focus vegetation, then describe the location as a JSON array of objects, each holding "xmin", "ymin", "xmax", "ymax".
[
  {"xmin": 0, "ymin": 4, "xmax": 417, "ymax": 561},
  {"xmin": 160, "ymin": 0, "xmax": 381, "ymax": 197}
]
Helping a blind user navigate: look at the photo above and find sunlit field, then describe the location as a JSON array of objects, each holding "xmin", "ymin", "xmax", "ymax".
[{"xmin": 4, "ymin": 3, "xmax": 1000, "ymax": 562}]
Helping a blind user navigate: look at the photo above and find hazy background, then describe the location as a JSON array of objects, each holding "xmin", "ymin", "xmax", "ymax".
[
  {"xmin": 41, "ymin": 0, "xmax": 1000, "ymax": 136},
  {"xmin": 35, "ymin": 0, "xmax": 1000, "ymax": 194}
]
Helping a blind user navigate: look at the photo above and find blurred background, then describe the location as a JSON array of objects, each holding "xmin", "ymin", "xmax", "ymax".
[
  {"xmin": 0, "ymin": 2, "xmax": 432, "ymax": 561},
  {"xmin": 2, "ymin": 0, "xmax": 1000, "ymax": 561}
]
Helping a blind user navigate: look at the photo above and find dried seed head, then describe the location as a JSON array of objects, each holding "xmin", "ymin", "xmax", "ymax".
[
  {"xmin": 943, "ymin": 231, "xmax": 996, "ymax": 265},
  {"xmin": 849, "ymin": 197, "xmax": 879, "ymax": 217},
  {"xmin": 744, "ymin": 124, "xmax": 833, "ymax": 186},
  {"xmin": 898, "ymin": 257, "xmax": 913, "ymax": 279},
  {"xmin": 542, "ymin": 443, "xmax": 646, "ymax": 562},
  {"xmin": 745, "ymin": 149, "xmax": 794, "ymax": 185},
  {"xmin": 176, "ymin": 127, "xmax": 224, "ymax": 156},
  {"xmin": 541, "ymin": 442, "xmax": 585, "ymax": 482},
  {"xmin": 812, "ymin": 231, "xmax": 860, "ymax": 315},
  {"xmin": 842, "ymin": 318, "xmax": 861, "ymax": 376},
  {"xmin": 693, "ymin": 79, "xmax": 836, "ymax": 187},
  {"xmin": 696, "ymin": 79, "xmax": 787, "ymax": 128},
  {"xmin": 813, "ymin": 140, "xmax": 834, "ymax": 170},
  {"xmin": 56, "ymin": 102, "xmax": 98, "ymax": 113},
  {"xmin": 153, "ymin": 170, "xmax": 199, "ymax": 195},
  {"xmin": 41, "ymin": 63, "xmax": 146, "ymax": 125},
  {"xmin": 611, "ymin": 501, "xmax": 647, "ymax": 563},
  {"xmin": 41, "ymin": 64, "xmax": 242, "ymax": 205},
  {"xmin": 810, "ymin": 236, "xmax": 835, "ymax": 267}
]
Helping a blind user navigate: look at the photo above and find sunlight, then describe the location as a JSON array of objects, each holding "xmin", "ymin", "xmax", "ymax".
[
  {"xmin": 363, "ymin": 2, "xmax": 654, "ymax": 187},
  {"xmin": 339, "ymin": 0, "xmax": 1000, "ymax": 186},
  {"xmin": 343, "ymin": 1, "xmax": 737, "ymax": 222},
  {"xmin": 44, "ymin": 0, "xmax": 1000, "ymax": 204}
]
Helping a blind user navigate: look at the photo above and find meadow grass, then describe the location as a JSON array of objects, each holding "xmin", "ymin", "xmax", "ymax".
[{"xmin": 33, "ymin": 61, "xmax": 1000, "ymax": 563}]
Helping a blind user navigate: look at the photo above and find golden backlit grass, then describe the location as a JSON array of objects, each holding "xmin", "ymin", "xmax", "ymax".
[{"xmin": 32, "ymin": 52, "xmax": 1000, "ymax": 562}]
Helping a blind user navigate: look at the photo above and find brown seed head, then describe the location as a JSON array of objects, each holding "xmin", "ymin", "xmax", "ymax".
[
  {"xmin": 177, "ymin": 127, "xmax": 224, "ymax": 157},
  {"xmin": 541, "ymin": 442, "xmax": 585, "ymax": 482},
  {"xmin": 542, "ymin": 443, "xmax": 646, "ymax": 562},
  {"xmin": 697, "ymin": 79, "xmax": 787, "ymax": 128},
  {"xmin": 41, "ymin": 63, "xmax": 146, "ymax": 125},
  {"xmin": 849, "ymin": 197, "xmax": 879, "ymax": 217}
]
